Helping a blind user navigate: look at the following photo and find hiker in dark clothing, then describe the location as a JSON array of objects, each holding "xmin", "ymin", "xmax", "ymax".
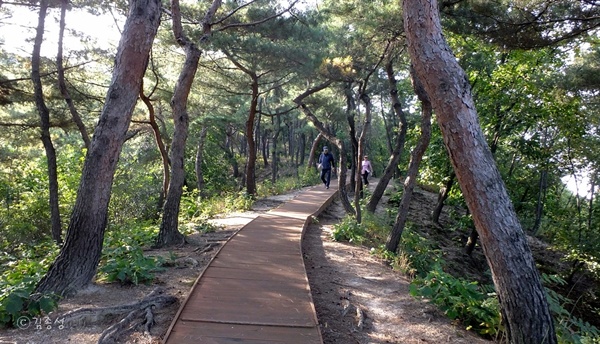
[{"xmin": 318, "ymin": 146, "xmax": 336, "ymax": 189}]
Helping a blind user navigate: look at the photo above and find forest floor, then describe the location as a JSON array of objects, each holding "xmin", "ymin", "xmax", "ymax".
[{"xmin": 1, "ymin": 179, "xmax": 595, "ymax": 343}]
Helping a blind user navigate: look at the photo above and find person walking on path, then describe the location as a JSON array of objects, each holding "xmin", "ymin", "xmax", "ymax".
[
  {"xmin": 318, "ymin": 146, "xmax": 336, "ymax": 189},
  {"xmin": 361, "ymin": 155, "xmax": 373, "ymax": 186}
]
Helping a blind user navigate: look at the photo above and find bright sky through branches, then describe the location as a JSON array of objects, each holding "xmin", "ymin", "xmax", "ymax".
[
  {"xmin": 0, "ymin": 0, "xmax": 320, "ymax": 58},
  {"xmin": 0, "ymin": 5, "xmax": 123, "ymax": 57}
]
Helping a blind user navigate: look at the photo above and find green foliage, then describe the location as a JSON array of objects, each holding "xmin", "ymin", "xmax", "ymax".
[
  {"xmin": 225, "ymin": 191, "xmax": 255, "ymax": 212},
  {"xmin": 110, "ymin": 137, "xmax": 162, "ymax": 224},
  {"xmin": 98, "ymin": 246, "xmax": 164, "ymax": 285},
  {"xmin": 0, "ymin": 242, "xmax": 59, "ymax": 328},
  {"xmin": 331, "ymin": 205, "xmax": 392, "ymax": 245},
  {"xmin": 409, "ymin": 265, "xmax": 502, "ymax": 337},
  {"xmin": 399, "ymin": 227, "xmax": 443, "ymax": 277},
  {"xmin": 256, "ymin": 175, "xmax": 305, "ymax": 198},
  {"xmin": 97, "ymin": 222, "xmax": 164, "ymax": 285},
  {"xmin": 301, "ymin": 168, "xmax": 322, "ymax": 187},
  {"xmin": 331, "ymin": 215, "xmax": 367, "ymax": 244},
  {"xmin": 542, "ymin": 274, "xmax": 600, "ymax": 344}
]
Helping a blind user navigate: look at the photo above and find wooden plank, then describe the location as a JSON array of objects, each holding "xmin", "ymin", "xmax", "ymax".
[
  {"xmin": 202, "ymin": 266, "xmax": 307, "ymax": 283},
  {"xmin": 167, "ymin": 321, "xmax": 322, "ymax": 344},
  {"xmin": 161, "ymin": 185, "xmax": 340, "ymax": 344}
]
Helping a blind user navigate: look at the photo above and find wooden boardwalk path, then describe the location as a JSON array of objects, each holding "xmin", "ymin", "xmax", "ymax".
[{"xmin": 162, "ymin": 184, "xmax": 338, "ymax": 344}]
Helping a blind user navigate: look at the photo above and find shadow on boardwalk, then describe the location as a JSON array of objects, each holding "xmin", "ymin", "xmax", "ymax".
[{"xmin": 162, "ymin": 184, "xmax": 338, "ymax": 344}]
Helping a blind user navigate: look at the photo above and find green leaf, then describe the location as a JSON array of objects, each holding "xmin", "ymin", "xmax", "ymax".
[
  {"xmin": 38, "ymin": 296, "xmax": 57, "ymax": 313},
  {"xmin": 3, "ymin": 294, "xmax": 24, "ymax": 316}
]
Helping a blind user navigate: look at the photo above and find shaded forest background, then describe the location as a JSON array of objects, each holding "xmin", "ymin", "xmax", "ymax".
[{"xmin": 1, "ymin": 0, "xmax": 600, "ymax": 342}]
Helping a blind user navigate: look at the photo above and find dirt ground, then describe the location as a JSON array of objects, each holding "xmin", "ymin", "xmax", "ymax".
[
  {"xmin": 0, "ymin": 185, "xmax": 492, "ymax": 344},
  {"xmin": 303, "ymin": 195, "xmax": 490, "ymax": 344}
]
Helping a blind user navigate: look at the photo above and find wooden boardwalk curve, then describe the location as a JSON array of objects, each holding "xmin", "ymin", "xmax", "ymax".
[{"xmin": 162, "ymin": 184, "xmax": 338, "ymax": 344}]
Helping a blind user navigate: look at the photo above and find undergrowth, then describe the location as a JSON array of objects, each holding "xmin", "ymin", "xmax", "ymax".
[
  {"xmin": 330, "ymin": 207, "xmax": 600, "ymax": 342},
  {"xmin": 0, "ymin": 242, "xmax": 60, "ymax": 328}
]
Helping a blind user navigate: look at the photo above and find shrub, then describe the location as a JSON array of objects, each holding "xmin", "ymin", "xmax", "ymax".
[
  {"xmin": 0, "ymin": 243, "xmax": 60, "ymax": 328},
  {"xmin": 409, "ymin": 264, "xmax": 502, "ymax": 337},
  {"xmin": 98, "ymin": 246, "xmax": 164, "ymax": 285},
  {"xmin": 98, "ymin": 222, "xmax": 165, "ymax": 285},
  {"xmin": 331, "ymin": 216, "xmax": 367, "ymax": 244},
  {"xmin": 543, "ymin": 274, "xmax": 600, "ymax": 343},
  {"xmin": 400, "ymin": 228, "xmax": 443, "ymax": 277}
]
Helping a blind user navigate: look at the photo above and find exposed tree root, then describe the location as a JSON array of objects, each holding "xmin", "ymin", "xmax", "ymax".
[
  {"xmin": 61, "ymin": 287, "xmax": 177, "ymax": 343},
  {"xmin": 356, "ymin": 306, "xmax": 365, "ymax": 331}
]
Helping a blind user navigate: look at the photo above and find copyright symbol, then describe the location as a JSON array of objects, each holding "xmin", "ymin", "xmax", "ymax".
[{"xmin": 16, "ymin": 316, "xmax": 30, "ymax": 329}]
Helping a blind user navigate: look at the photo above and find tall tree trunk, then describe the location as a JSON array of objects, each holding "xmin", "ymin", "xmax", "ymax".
[
  {"xmin": 156, "ymin": 0, "xmax": 203, "ymax": 247},
  {"xmin": 156, "ymin": 0, "xmax": 222, "ymax": 246},
  {"xmin": 31, "ymin": 0, "xmax": 62, "ymax": 245},
  {"xmin": 245, "ymin": 78, "xmax": 259, "ymax": 195},
  {"xmin": 432, "ymin": 171, "xmax": 454, "ymax": 225},
  {"xmin": 298, "ymin": 131, "xmax": 306, "ymax": 166},
  {"xmin": 355, "ymin": 92, "xmax": 372, "ymax": 223},
  {"xmin": 57, "ymin": 0, "xmax": 90, "ymax": 149},
  {"xmin": 262, "ymin": 129, "xmax": 270, "ymax": 168},
  {"xmin": 35, "ymin": 0, "xmax": 162, "ymax": 296},
  {"xmin": 385, "ymin": 71, "xmax": 432, "ymax": 253},
  {"xmin": 195, "ymin": 126, "xmax": 208, "ymax": 196},
  {"xmin": 271, "ymin": 116, "xmax": 282, "ymax": 184},
  {"xmin": 222, "ymin": 51, "xmax": 260, "ymax": 196},
  {"xmin": 366, "ymin": 59, "xmax": 407, "ymax": 213},
  {"xmin": 403, "ymin": 1, "xmax": 557, "ymax": 343}
]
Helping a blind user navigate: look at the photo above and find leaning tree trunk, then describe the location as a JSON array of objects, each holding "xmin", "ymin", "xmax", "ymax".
[
  {"xmin": 403, "ymin": 1, "xmax": 557, "ymax": 343},
  {"xmin": 366, "ymin": 59, "xmax": 408, "ymax": 213},
  {"xmin": 156, "ymin": 0, "xmax": 202, "ymax": 247},
  {"xmin": 385, "ymin": 71, "xmax": 432, "ymax": 253},
  {"xmin": 31, "ymin": 0, "xmax": 62, "ymax": 244},
  {"xmin": 35, "ymin": 0, "xmax": 162, "ymax": 296}
]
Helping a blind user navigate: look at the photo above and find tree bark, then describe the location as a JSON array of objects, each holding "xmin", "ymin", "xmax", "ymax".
[
  {"xmin": 31, "ymin": 0, "xmax": 62, "ymax": 245},
  {"xmin": 35, "ymin": 0, "xmax": 162, "ymax": 296},
  {"xmin": 366, "ymin": 59, "xmax": 408, "ymax": 213},
  {"xmin": 246, "ymin": 77, "xmax": 259, "ymax": 195},
  {"xmin": 156, "ymin": 0, "xmax": 204, "ymax": 247},
  {"xmin": 403, "ymin": 1, "xmax": 557, "ymax": 343},
  {"xmin": 385, "ymin": 71, "xmax": 432, "ymax": 253}
]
